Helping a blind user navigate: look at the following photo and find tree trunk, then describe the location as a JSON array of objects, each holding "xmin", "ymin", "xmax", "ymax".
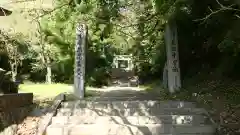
[
  {"xmin": 45, "ymin": 57, "xmax": 52, "ymax": 84},
  {"xmin": 10, "ymin": 63, "xmax": 17, "ymax": 82},
  {"xmin": 46, "ymin": 65, "xmax": 52, "ymax": 84}
]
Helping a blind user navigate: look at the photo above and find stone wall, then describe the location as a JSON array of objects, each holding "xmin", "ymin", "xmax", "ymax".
[
  {"xmin": 0, "ymin": 93, "xmax": 33, "ymax": 111},
  {"xmin": 0, "ymin": 93, "xmax": 33, "ymax": 135}
]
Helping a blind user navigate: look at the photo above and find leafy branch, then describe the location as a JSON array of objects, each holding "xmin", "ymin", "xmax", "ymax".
[{"xmin": 195, "ymin": 0, "xmax": 240, "ymax": 22}]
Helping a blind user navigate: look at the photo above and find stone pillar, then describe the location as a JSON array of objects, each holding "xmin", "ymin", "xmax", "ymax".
[
  {"xmin": 163, "ymin": 62, "xmax": 168, "ymax": 89},
  {"xmin": 74, "ymin": 23, "xmax": 87, "ymax": 99},
  {"xmin": 165, "ymin": 21, "xmax": 181, "ymax": 93}
]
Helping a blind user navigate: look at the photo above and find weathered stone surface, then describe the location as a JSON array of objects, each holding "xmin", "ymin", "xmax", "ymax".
[
  {"xmin": 0, "ymin": 106, "xmax": 31, "ymax": 134},
  {"xmin": 37, "ymin": 93, "xmax": 65, "ymax": 135},
  {"xmin": 0, "ymin": 124, "xmax": 17, "ymax": 135},
  {"xmin": 62, "ymin": 100, "xmax": 197, "ymax": 109},
  {"xmin": 57, "ymin": 107, "xmax": 207, "ymax": 117},
  {"xmin": 0, "ymin": 93, "xmax": 33, "ymax": 111},
  {"xmin": 51, "ymin": 115, "xmax": 210, "ymax": 125},
  {"xmin": 47, "ymin": 87, "xmax": 216, "ymax": 135},
  {"xmin": 46, "ymin": 124, "xmax": 215, "ymax": 135},
  {"xmin": 0, "ymin": 93, "xmax": 33, "ymax": 135}
]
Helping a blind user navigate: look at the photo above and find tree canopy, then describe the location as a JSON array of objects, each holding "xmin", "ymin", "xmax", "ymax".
[{"xmin": 0, "ymin": 0, "xmax": 240, "ymax": 85}]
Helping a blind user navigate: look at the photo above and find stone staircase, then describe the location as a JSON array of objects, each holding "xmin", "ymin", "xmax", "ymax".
[{"xmin": 46, "ymin": 99, "xmax": 216, "ymax": 135}]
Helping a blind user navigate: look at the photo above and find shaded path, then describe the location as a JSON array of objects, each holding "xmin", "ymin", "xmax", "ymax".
[{"xmin": 84, "ymin": 86, "xmax": 163, "ymax": 101}]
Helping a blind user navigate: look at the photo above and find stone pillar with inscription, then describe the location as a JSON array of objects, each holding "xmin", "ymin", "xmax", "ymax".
[
  {"xmin": 74, "ymin": 23, "xmax": 87, "ymax": 99},
  {"xmin": 163, "ymin": 62, "xmax": 168, "ymax": 89},
  {"xmin": 165, "ymin": 20, "xmax": 181, "ymax": 93}
]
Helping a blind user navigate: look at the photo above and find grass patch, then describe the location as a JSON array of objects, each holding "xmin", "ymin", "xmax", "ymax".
[
  {"xmin": 19, "ymin": 83, "xmax": 102, "ymax": 100},
  {"xmin": 19, "ymin": 83, "xmax": 73, "ymax": 100},
  {"xmin": 19, "ymin": 83, "xmax": 102, "ymax": 110}
]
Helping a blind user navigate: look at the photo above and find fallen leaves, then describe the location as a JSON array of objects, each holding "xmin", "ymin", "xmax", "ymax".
[
  {"xmin": 16, "ymin": 98, "xmax": 53, "ymax": 135},
  {"xmin": 17, "ymin": 116, "xmax": 40, "ymax": 135},
  {"xmin": 184, "ymin": 79, "xmax": 240, "ymax": 135}
]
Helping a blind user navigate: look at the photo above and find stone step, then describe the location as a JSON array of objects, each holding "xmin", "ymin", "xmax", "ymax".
[
  {"xmin": 51, "ymin": 115, "xmax": 210, "ymax": 125},
  {"xmin": 86, "ymin": 96, "xmax": 163, "ymax": 101},
  {"xmin": 56, "ymin": 107, "xmax": 207, "ymax": 117},
  {"xmin": 46, "ymin": 123, "xmax": 215, "ymax": 135},
  {"xmin": 61, "ymin": 100, "xmax": 197, "ymax": 109}
]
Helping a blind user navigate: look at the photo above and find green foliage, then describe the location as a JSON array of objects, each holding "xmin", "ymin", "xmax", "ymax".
[
  {"xmin": 32, "ymin": 0, "xmax": 171, "ymax": 85},
  {"xmin": 37, "ymin": 0, "xmax": 118, "ymax": 85},
  {"xmin": 174, "ymin": 0, "xmax": 240, "ymax": 78},
  {"xmin": 0, "ymin": 30, "xmax": 30, "ymax": 81},
  {"xmin": 2, "ymin": 0, "xmax": 240, "ymax": 86}
]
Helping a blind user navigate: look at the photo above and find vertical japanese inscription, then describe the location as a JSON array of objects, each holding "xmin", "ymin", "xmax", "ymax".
[
  {"xmin": 74, "ymin": 23, "xmax": 86, "ymax": 98},
  {"xmin": 171, "ymin": 28, "xmax": 178, "ymax": 73}
]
